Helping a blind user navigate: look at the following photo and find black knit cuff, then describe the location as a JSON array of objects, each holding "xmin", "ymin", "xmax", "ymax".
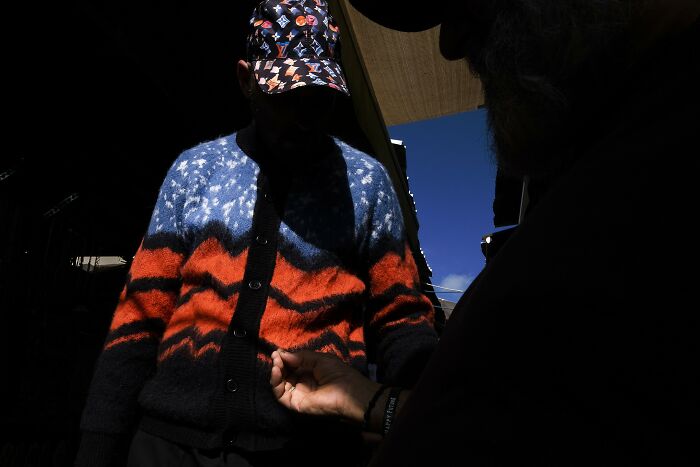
[{"xmin": 74, "ymin": 431, "xmax": 128, "ymax": 467}]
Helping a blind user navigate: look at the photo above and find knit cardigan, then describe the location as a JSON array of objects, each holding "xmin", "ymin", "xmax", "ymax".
[{"xmin": 77, "ymin": 133, "xmax": 437, "ymax": 465}]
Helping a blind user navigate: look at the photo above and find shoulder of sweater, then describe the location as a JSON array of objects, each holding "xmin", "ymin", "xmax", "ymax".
[
  {"xmin": 333, "ymin": 138, "xmax": 380, "ymax": 167},
  {"xmin": 170, "ymin": 133, "xmax": 247, "ymax": 169},
  {"xmin": 162, "ymin": 133, "xmax": 254, "ymax": 183},
  {"xmin": 333, "ymin": 138, "xmax": 392, "ymax": 187}
]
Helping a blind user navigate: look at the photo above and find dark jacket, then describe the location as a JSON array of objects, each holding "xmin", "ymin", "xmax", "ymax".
[{"xmin": 372, "ymin": 21, "xmax": 700, "ymax": 467}]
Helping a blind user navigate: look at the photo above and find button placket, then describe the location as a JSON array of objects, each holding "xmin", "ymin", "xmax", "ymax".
[{"xmin": 219, "ymin": 173, "xmax": 281, "ymax": 433}]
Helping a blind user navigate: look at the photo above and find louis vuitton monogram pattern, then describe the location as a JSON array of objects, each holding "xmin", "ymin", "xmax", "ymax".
[{"xmin": 247, "ymin": 0, "xmax": 350, "ymax": 95}]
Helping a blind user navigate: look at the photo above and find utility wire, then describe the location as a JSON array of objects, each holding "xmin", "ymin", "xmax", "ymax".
[{"xmin": 424, "ymin": 282, "xmax": 465, "ymax": 293}]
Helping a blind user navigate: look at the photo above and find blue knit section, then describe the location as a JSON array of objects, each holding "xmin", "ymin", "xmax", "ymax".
[
  {"xmin": 147, "ymin": 134, "xmax": 260, "ymax": 238},
  {"xmin": 146, "ymin": 134, "xmax": 404, "ymax": 258},
  {"xmin": 337, "ymin": 141, "xmax": 405, "ymax": 249}
]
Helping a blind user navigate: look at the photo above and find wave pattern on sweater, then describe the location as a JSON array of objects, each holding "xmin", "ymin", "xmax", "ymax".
[{"xmin": 81, "ymin": 133, "xmax": 437, "ymax": 445}]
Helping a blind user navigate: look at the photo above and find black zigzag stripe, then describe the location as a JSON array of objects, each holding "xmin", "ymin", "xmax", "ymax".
[
  {"xmin": 187, "ymin": 220, "xmax": 251, "ymax": 258},
  {"xmin": 158, "ymin": 326, "xmax": 228, "ymax": 353},
  {"xmin": 376, "ymin": 318, "xmax": 436, "ymax": 340},
  {"xmin": 276, "ymin": 236, "xmax": 360, "ymax": 272},
  {"xmin": 369, "ymin": 310, "xmax": 435, "ymax": 344},
  {"xmin": 348, "ymin": 339, "xmax": 366, "ymax": 353},
  {"xmin": 367, "ymin": 235, "xmax": 408, "ymax": 265},
  {"xmin": 107, "ymin": 318, "xmax": 166, "ymax": 343},
  {"xmin": 368, "ymin": 283, "xmax": 423, "ymax": 305},
  {"xmin": 177, "ymin": 273, "xmax": 244, "ymax": 305},
  {"xmin": 268, "ymin": 287, "xmax": 365, "ymax": 314},
  {"xmin": 256, "ymin": 337, "xmax": 367, "ymax": 374},
  {"xmin": 127, "ymin": 278, "xmax": 181, "ymax": 294},
  {"xmin": 257, "ymin": 330, "xmax": 366, "ymax": 362},
  {"xmin": 366, "ymin": 284, "xmax": 427, "ymax": 318},
  {"xmin": 142, "ymin": 231, "xmax": 188, "ymax": 255}
]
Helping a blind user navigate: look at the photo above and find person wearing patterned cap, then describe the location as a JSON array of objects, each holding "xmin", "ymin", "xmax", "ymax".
[{"xmin": 74, "ymin": 1, "xmax": 437, "ymax": 466}]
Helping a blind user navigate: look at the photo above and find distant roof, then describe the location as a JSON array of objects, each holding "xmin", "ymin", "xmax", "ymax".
[{"xmin": 438, "ymin": 299, "xmax": 458, "ymax": 320}]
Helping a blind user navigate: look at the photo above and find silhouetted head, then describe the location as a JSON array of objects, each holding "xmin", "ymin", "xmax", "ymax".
[{"xmin": 350, "ymin": 0, "xmax": 699, "ymax": 178}]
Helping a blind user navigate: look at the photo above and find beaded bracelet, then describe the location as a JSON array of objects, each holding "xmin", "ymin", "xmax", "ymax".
[
  {"xmin": 363, "ymin": 384, "xmax": 388, "ymax": 430},
  {"xmin": 382, "ymin": 387, "xmax": 403, "ymax": 436}
]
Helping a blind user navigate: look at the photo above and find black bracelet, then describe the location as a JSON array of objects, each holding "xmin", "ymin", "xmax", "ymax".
[
  {"xmin": 363, "ymin": 384, "xmax": 388, "ymax": 430},
  {"xmin": 382, "ymin": 387, "xmax": 403, "ymax": 436}
]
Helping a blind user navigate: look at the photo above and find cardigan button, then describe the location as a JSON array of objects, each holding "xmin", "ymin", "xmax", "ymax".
[
  {"xmin": 255, "ymin": 235, "xmax": 268, "ymax": 245},
  {"xmin": 248, "ymin": 280, "xmax": 262, "ymax": 290},
  {"xmin": 224, "ymin": 432, "xmax": 238, "ymax": 448},
  {"xmin": 226, "ymin": 378, "xmax": 239, "ymax": 393},
  {"xmin": 233, "ymin": 328, "xmax": 247, "ymax": 338}
]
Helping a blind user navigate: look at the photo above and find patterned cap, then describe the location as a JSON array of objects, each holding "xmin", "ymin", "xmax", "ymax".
[{"xmin": 247, "ymin": 0, "xmax": 350, "ymax": 96}]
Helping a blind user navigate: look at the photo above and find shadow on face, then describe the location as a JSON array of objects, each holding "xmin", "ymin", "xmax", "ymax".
[{"xmin": 252, "ymin": 85, "xmax": 340, "ymax": 147}]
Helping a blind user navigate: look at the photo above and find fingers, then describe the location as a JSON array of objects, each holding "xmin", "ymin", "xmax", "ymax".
[
  {"xmin": 270, "ymin": 364, "xmax": 286, "ymax": 400},
  {"xmin": 270, "ymin": 350, "xmax": 300, "ymax": 405},
  {"xmin": 271, "ymin": 350, "xmax": 284, "ymax": 375},
  {"xmin": 276, "ymin": 348, "xmax": 327, "ymax": 372}
]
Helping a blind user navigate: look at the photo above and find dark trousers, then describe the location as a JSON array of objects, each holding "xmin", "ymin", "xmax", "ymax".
[{"xmin": 127, "ymin": 429, "xmax": 371, "ymax": 467}]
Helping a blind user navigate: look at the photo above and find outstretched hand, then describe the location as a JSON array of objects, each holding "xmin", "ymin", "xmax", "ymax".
[{"xmin": 270, "ymin": 349, "xmax": 380, "ymax": 424}]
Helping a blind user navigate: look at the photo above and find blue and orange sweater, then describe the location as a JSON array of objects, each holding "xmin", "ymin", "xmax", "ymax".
[{"xmin": 77, "ymin": 133, "xmax": 437, "ymax": 464}]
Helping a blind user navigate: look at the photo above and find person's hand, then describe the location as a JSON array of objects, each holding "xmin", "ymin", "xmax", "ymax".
[{"xmin": 270, "ymin": 349, "xmax": 381, "ymax": 423}]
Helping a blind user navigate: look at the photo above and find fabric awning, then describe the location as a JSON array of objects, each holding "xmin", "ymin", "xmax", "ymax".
[{"xmin": 339, "ymin": 0, "xmax": 484, "ymax": 126}]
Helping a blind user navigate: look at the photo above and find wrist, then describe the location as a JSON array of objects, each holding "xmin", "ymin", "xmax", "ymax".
[
  {"xmin": 342, "ymin": 378, "xmax": 382, "ymax": 425},
  {"xmin": 361, "ymin": 384, "xmax": 389, "ymax": 431}
]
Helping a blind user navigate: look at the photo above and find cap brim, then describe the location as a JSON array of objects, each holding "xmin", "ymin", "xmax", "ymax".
[
  {"xmin": 253, "ymin": 58, "xmax": 350, "ymax": 97},
  {"xmin": 348, "ymin": 1, "xmax": 443, "ymax": 32}
]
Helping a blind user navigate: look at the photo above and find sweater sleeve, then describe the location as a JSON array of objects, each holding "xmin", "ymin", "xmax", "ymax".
[
  {"xmin": 364, "ymin": 166, "xmax": 437, "ymax": 388},
  {"xmin": 75, "ymin": 157, "xmax": 189, "ymax": 467}
]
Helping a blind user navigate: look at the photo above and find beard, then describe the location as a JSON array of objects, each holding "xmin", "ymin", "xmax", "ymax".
[{"xmin": 460, "ymin": 0, "xmax": 640, "ymax": 179}]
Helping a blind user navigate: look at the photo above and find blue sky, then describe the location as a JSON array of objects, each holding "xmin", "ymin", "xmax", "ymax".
[{"xmin": 388, "ymin": 109, "xmax": 497, "ymax": 302}]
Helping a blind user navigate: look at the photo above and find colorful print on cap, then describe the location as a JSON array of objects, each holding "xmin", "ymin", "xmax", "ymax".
[{"xmin": 247, "ymin": 0, "xmax": 350, "ymax": 96}]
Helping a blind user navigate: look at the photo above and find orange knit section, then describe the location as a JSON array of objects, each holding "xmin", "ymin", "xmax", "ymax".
[
  {"xmin": 163, "ymin": 290, "xmax": 238, "ymax": 340},
  {"xmin": 257, "ymin": 352, "xmax": 273, "ymax": 365},
  {"xmin": 348, "ymin": 326, "xmax": 366, "ymax": 359},
  {"xmin": 182, "ymin": 238, "xmax": 248, "ymax": 285},
  {"xmin": 370, "ymin": 293, "xmax": 434, "ymax": 327},
  {"xmin": 317, "ymin": 343, "xmax": 349, "ymax": 362},
  {"xmin": 158, "ymin": 336, "xmax": 221, "ymax": 362},
  {"xmin": 110, "ymin": 289, "xmax": 178, "ymax": 331},
  {"xmin": 180, "ymin": 282, "xmax": 196, "ymax": 297},
  {"xmin": 349, "ymin": 325, "xmax": 364, "ymax": 344},
  {"xmin": 105, "ymin": 331, "xmax": 153, "ymax": 350},
  {"xmin": 380, "ymin": 314, "xmax": 433, "ymax": 332},
  {"xmin": 270, "ymin": 254, "xmax": 365, "ymax": 303},
  {"xmin": 130, "ymin": 244, "xmax": 184, "ymax": 280},
  {"xmin": 258, "ymin": 296, "xmax": 352, "ymax": 350},
  {"xmin": 368, "ymin": 243, "xmax": 420, "ymax": 296}
]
